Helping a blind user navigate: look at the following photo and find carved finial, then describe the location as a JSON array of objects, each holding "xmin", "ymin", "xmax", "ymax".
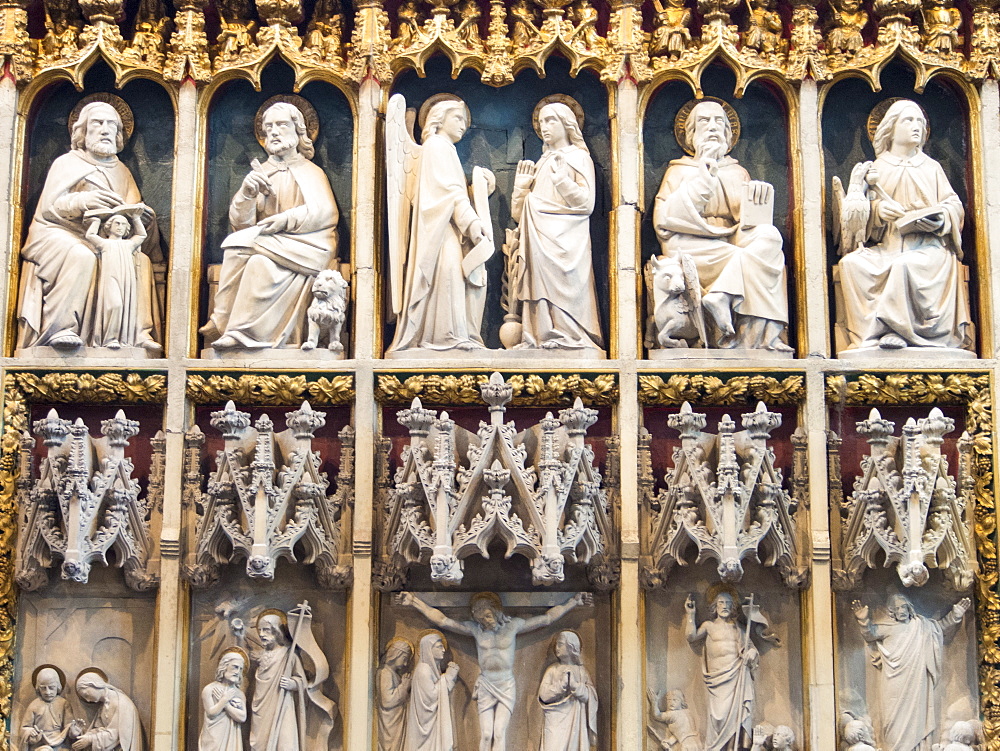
[
  {"xmin": 918, "ymin": 407, "xmax": 955, "ymax": 447},
  {"xmin": 668, "ymin": 402, "xmax": 708, "ymax": 439},
  {"xmin": 255, "ymin": 414, "xmax": 274, "ymax": 433},
  {"xmin": 101, "ymin": 410, "xmax": 140, "ymax": 448},
  {"xmin": 857, "ymin": 408, "xmax": 895, "ymax": 448},
  {"xmin": 559, "ymin": 398, "xmax": 598, "ymax": 438},
  {"xmin": 33, "ymin": 409, "xmax": 71, "ymax": 447},
  {"xmin": 398, "ymin": 398, "xmax": 436, "ymax": 436},
  {"xmin": 287, "ymin": 400, "xmax": 327, "ymax": 438},
  {"xmin": 211, "ymin": 401, "xmax": 252, "ymax": 440},
  {"xmin": 481, "ymin": 372, "xmax": 514, "ymax": 412},
  {"xmin": 742, "ymin": 401, "xmax": 782, "ymax": 441}
]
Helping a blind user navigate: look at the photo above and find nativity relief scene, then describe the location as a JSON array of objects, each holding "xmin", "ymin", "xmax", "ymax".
[{"xmin": 1, "ymin": 0, "xmax": 998, "ymax": 747}]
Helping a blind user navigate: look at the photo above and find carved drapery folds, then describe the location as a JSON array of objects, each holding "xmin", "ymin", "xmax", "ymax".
[
  {"xmin": 640, "ymin": 401, "xmax": 809, "ymax": 589},
  {"xmin": 834, "ymin": 407, "xmax": 977, "ymax": 591},
  {"xmin": 378, "ymin": 372, "xmax": 615, "ymax": 590},
  {"xmin": 15, "ymin": 409, "xmax": 162, "ymax": 592},
  {"xmin": 183, "ymin": 401, "xmax": 353, "ymax": 589}
]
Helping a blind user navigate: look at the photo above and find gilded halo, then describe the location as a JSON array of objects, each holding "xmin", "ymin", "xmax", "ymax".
[
  {"xmin": 417, "ymin": 93, "xmax": 472, "ymax": 131},
  {"xmin": 255, "ymin": 95, "xmax": 320, "ymax": 149},
  {"xmin": 674, "ymin": 97, "xmax": 741, "ymax": 156},
  {"xmin": 532, "ymin": 95, "xmax": 586, "ymax": 139},
  {"xmin": 69, "ymin": 93, "xmax": 135, "ymax": 142},
  {"xmin": 866, "ymin": 98, "xmax": 930, "ymax": 143},
  {"xmin": 31, "ymin": 663, "xmax": 67, "ymax": 690}
]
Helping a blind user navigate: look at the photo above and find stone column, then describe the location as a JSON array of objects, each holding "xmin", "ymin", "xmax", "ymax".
[
  {"xmin": 0, "ymin": 73, "xmax": 18, "ymax": 350},
  {"xmin": 798, "ymin": 79, "xmax": 830, "ymax": 358},
  {"xmin": 979, "ymin": 80, "xmax": 1000, "ymax": 359}
]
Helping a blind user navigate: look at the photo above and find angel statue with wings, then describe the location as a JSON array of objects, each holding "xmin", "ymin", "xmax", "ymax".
[
  {"xmin": 385, "ymin": 93, "xmax": 496, "ymax": 356},
  {"xmin": 832, "ymin": 99, "xmax": 973, "ymax": 356}
]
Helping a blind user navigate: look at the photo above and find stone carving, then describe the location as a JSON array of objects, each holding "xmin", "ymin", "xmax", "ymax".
[
  {"xmin": 246, "ymin": 604, "xmax": 336, "ymax": 751},
  {"xmin": 643, "ymin": 253, "xmax": 705, "ymax": 350},
  {"xmin": 649, "ymin": 0, "xmax": 693, "ymax": 61},
  {"xmin": 385, "ymin": 93, "xmax": 495, "ymax": 356},
  {"xmin": 647, "ymin": 689, "xmax": 703, "ymax": 750},
  {"xmin": 380, "ymin": 372, "xmax": 611, "ymax": 588},
  {"xmin": 537, "ymin": 631, "xmax": 598, "ymax": 751},
  {"xmin": 183, "ymin": 401, "xmax": 353, "ymax": 588},
  {"xmin": 199, "ymin": 649, "xmax": 248, "ymax": 751},
  {"xmin": 405, "ymin": 631, "xmax": 459, "ymax": 751},
  {"xmin": 70, "ymin": 669, "xmax": 143, "ymax": 751},
  {"xmin": 835, "ymin": 407, "xmax": 976, "ymax": 590},
  {"xmin": 302, "ymin": 269, "xmax": 348, "ymax": 352},
  {"xmin": 933, "ymin": 721, "xmax": 978, "ymax": 751},
  {"xmin": 16, "ymin": 98, "xmax": 164, "ymax": 357},
  {"xmin": 832, "ymin": 99, "xmax": 973, "ymax": 357},
  {"xmin": 200, "ymin": 99, "xmax": 342, "ymax": 356},
  {"xmin": 640, "ymin": 402, "xmax": 808, "ymax": 588},
  {"xmin": 396, "ymin": 591, "xmax": 592, "ymax": 751},
  {"xmin": 20, "ymin": 665, "xmax": 72, "ymax": 751},
  {"xmin": 842, "ymin": 718, "xmax": 879, "ymax": 751},
  {"xmin": 15, "ymin": 408, "xmax": 163, "ymax": 591},
  {"xmin": 649, "ymin": 99, "xmax": 790, "ymax": 355},
  {"xmin": 685, "ymin": 588, "xmax": 780, "ymax": 751},
  {"xmin": 851, "ymin": 594, "xmax": 971, "ymax": 751},
  {"xmin": 752, "ymin": 725, "xmax": 795, "ymax": 751},
  {"xmin": 499, "ymin": 97, "xmax": 603, "ymax": 354},
  {"xmin": 377, "ymin": 639, "xmax": 413, "ymax": 751}
]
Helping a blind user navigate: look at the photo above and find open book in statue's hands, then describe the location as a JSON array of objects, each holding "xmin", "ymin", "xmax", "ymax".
[{"xmin": 894, "ymin": 205, "xmax": 944, "ymax": 235}]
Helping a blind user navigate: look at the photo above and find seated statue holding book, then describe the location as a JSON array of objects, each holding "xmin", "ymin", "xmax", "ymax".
[
  {"xmin": 832, "ymin": 99, "xmax": 973, "ymax": 356},
  {"xmin": 650, "ymin": 99, "xmax": 790, "ymax": 353}
]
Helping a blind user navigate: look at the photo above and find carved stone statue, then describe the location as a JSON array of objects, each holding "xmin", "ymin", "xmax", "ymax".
[
  {"xmin": 502, "ymin": 98, "xmax": 602, "ymax": 353},
  {"xmin": 537, "ymin": 631, "xmax": 598, "ymax": 751},
  {"xmin": 832, "ymin": 99, "xmax": 972, "ymax": 356},
  {"xmin": 751, "ymin": 725, "xmax": 795, "ymax": 751},
  {"xmin": 385, "ymin": 93, "xmax": 495, "ymax": 356},
  {"xmin": 378, "ymin": 639, "xmax": 413, "ymax": 751},
  {"xmin": 69, "ymin": 670, "xmax": 143, "ymax": 751},
  {"xmin": 650, "ymin": 100, "xmax": 790, "ymax": 354},
  {"xmin": 20, "ymin": 665, "xmax": 72, "ymax": 751},
  {"xmin": 200, "ymin": 100, "xmax": 341, "ymax": 354},
  {"xmin": 842, "ymin": 719, "xmax": 878, "ymax": 751},
  {"xmin": 685, "ymin": 589, "xmax": 779, "ymax": 751},
  {"xmin": 405, "ymin": 632, "xmax": 459, "ymax": 751},
  {"xmin": 16, "ymin": 98, "xmax": 163, "ymax": 356},
  {"xmin": 649, "ymin": 0, "xmax": 692, "ymax": 60},
  {"xmin": 199, "ymin": 649, "xmax": 247, "ymax": 751},
  {"xmin": 647, "ymin": 689, "xmax": 703, "ymax": 750},
  {"xmin": 851, "ymin": 594, "xmax": 971, "ymax": 751},
  {"xmin": 396, "ymin": 591, "xmax": 592, "ymax": 751},
  {"xmin": 934, "ymin": 721, "xmax": 977, "ymax": 751},
  {"xmin": 247, "ymin": 604, "xmax": 336, "ymax": 751}
]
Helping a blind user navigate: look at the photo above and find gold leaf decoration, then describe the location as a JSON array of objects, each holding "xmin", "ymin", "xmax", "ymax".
[
  {"xmin": 10, "ymin": 372, "xmax": 166, "ymax": 404},
  {"xmin": 186, "ymin": 374, "xmax": 355, "ymax": 405},
  {"xmin": 374, "ymin": 373, "xmax": 617, "ymax": 406},
  {"xmin": 638, "ymin": 374, "xmax": 805, "ymax": 406}
]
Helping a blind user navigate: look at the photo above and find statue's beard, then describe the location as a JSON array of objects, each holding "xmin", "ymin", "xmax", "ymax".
[
  {"xmin": 267, "ymin": 135, "xmax": 298, "ymax": 156},
  {"xmin": 86, "ymin": 139, "xmax": 118, "ymax": 157},
  {"xmin": 694, "ymin": 137, "xmax": 726, "ymax": 160}
]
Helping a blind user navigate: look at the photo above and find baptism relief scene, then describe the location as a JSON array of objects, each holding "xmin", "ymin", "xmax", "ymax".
[{"xmin": 1, "ymin": 0, "xmax": 1000, "ymax": 749}]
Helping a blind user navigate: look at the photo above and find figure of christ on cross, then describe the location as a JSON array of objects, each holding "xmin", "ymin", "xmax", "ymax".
[{"xmin": 395, "ymin": 591, "xmax": 592, "ymax": 751}]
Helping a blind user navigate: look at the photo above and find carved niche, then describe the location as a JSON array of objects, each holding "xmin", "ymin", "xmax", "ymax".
[
  {"xmin": 640, "ymin": 401, "xmax": 809, "ymax": 588},
  {"xmin": 183, "ymin": 401, "xmax": 353, "ymax": 588},
  {"xmin": 833, "ymin": 407, "xmax": 976, "ymax": 590},
  {"xmin": 376, "ymin": 372, "xmax": 617, "ymax": 590},
  {"xmin": 16, "ymin": 409, "xmax": 163, "ymax": 591}
]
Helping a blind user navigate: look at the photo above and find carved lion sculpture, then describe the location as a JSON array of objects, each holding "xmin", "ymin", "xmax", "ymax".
[{"xmin": 303, "ymin": 269, "xmax": 348, "ymax": 352}]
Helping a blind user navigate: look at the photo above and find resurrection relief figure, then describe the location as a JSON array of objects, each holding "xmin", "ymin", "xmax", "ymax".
[
  {"xmin": 396, "ymin": 591, "xmax": 591, "ymax": 751},
  {"xmin": 200, "ymin": 101, "xmax": 340, "ymax": 352},
  {"xmin": 537, "ymin": 631, "xmax": 598, "ymax": 751},
  {"xmin": 647, "ymin": 688, "xmax": 703, "ymax": 751},
  {"xmin": 17, "ymin": 100, "xmax": 162, "ymax": 355},
  {"xmin": 851, "ymin": 593, "xmax": 970, "ymax": 751},
  {"xmin": 504, "ymin": 99, "xmax": 603, "ymax": 353},
  {"xmin": 685, "ymin": 590, "xmax": 779, "ymax": 751},
  {"xmin": 405, "ymin": 632, "xmax": 460, "ymax": 751},
  {"xmin": 832, "ymin": 99, "xmax": 972, "ymax": 355},
  {"xmin": 199, "ymin": 650, "xmax": 247, "ymax": 751},
  {"xmin": 651, "ymin": 100, "xmax": 790, "ymax": 353},
  {"xmin": 386, "ymin": 94, "xmax": 495, "ymax": 356},
  {"xmin": 20, "ymin": 666, "xmax": 72, "ymax": 751}
]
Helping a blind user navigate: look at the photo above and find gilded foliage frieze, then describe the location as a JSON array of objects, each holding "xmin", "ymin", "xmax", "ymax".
[
  {"xmin": 638, "ymin": 373, "xmax": 805, "ymax": 406},
  {"xmin": 0, "ymin": 371, "xmax": 168, "ymax": 748},
  {"xmin": 8, "ymin": 0, "xmax": 1000, "ymax": 90},
  {"xmin": 374, "ymin": 372, "xmax": 617, "ymax": 406},
  {"xmin": 826, "ymin": 373, "xmax": 1000, "ymax": 743},
  {"xmin": 186, "ymin": 373, "xmax": 355, "ymax": 406}
]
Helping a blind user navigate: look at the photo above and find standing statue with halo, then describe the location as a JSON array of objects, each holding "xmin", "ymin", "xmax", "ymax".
[{"xmin": 385, "ymin": 93, "xmax": 496, "ymax": 357}]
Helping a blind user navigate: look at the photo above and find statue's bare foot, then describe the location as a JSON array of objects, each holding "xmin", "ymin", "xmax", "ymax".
[
  {"xmin": 456, "ymin": 341, "xmax": 478, "ymax": 351},
  {"xmin": 212, "ymin": 335, "xmax": 239, "ymax": 349},
  {"xmin": 766, "ymin": 341, "xmax": 794, "ymax": 353},
  {"xmin": 137, "ymin": 338, "xmax": 161, "ymax": 351},
  {"xmin": 878, "ymin": 333, "xmax": 907, "ymax": 350},
  {"xmin": 198, "ymin": 321, "xmax": 219, "ymax": 339},
  {"xmin": 50, "ymin": 333, "xmax": 83, "ymax": 350},
  {"xmin": 106, "ymin": 340, "xmax": 121, "ymax": 350},
  {"xmin": 541, "ymin": 340, "xmax": 560, "ymax": 349}
]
